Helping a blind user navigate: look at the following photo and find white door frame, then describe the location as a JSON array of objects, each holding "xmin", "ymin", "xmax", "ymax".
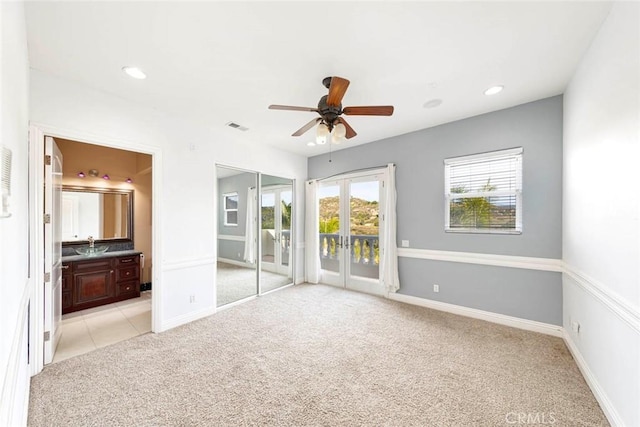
[
  {"xmin": 28, "ymin": 124, "xmax": 163, "ymax": 375},
  {"xmin": 260, "ymin": 185, "xmax": 291, "ymax": 275},
  {"xmin": 318, "ymin": 169, "xmax": 386, "ymax": 295}
]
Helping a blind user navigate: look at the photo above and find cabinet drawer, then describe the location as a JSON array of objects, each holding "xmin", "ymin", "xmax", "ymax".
[
  {"xmin": 74, "ymin": 259, "xmax": 113, "ymax": 272},
  {"xmin": 117, "ymin": 280, "xmax": 139, "ymax": 296},
  {"xmin": 116, "ymin": 255, "xmax": 139, "ymax": 266},
  {"xmin": 116, "ymin": 265, "xmax": 139, "ymax": 281}
]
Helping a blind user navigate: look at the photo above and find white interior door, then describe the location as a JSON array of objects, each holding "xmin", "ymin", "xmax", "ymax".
[
  {"xmin": 44, "ymin": 136, "xmax": 63, "ymax": 364},
  {"xmin": 319, "ymin": 173, "xmax": 384, "ymax": 295}
]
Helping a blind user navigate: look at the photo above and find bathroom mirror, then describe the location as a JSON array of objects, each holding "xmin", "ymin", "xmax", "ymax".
[
  {"xmin": 61, "ymin": 186, "xmax": 133, "ymax": 244},
  {"xmin": 260, "ymin": 174, "xmax": 294, "ymax": 292},
  {"xmin": 216, "ymin": 166, "xmax": 259, "ymax": 307}
]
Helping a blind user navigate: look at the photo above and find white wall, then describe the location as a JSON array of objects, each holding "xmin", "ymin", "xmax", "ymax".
[
  {"xmin": 29, "ymin": 69, "xmax": 307, "ymax": 330},
  {"xmin": 563, "ymin": 2, "xmax": 640, "ymax": 425},
  {"xmin": 0, "ymin": 1, "xmax": 31, "ymax": 425}
]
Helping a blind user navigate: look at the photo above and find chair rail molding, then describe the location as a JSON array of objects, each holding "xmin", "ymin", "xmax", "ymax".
[
  {"xmin": 563, "ymin": 263, "xmax": 640, "ymax": 333},
  {"xmin": 162, "ymin": 255, "xmax": 216, "ymax": 272},
  {"xmin": 397, "ymin": 247, "xmax": 563, "ymax": 272}
]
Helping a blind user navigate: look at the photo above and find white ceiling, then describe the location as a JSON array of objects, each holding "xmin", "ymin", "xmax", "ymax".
[{"xmin": 25, "ymin": 1, "xmax": 612, "ymax": 157}]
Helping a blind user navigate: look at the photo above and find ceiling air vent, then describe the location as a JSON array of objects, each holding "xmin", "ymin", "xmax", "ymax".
[{"xmin": 226, "ymin": 122, "xmax": 249, "ymax": 132}]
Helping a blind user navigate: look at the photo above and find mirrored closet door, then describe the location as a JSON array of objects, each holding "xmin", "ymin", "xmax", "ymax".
[
  {"xmin": 216, "ymin": 165, "xmax": 258, "ymax": 307},
  {"xmin": 260, "ymin": 175, "xmax": 294, "ymax": 293}
]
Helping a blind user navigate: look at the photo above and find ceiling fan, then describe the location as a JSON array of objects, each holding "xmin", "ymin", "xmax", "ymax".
[{"xmin": 269, "ymin": 76, "xmax": 394, "ymax": 144}]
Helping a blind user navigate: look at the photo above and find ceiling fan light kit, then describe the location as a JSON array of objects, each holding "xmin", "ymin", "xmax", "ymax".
[{"xmin": 269, "ymin": 76, "xmax": 394, "ymax": 147}]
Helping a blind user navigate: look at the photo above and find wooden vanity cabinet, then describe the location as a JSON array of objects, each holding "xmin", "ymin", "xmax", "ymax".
[{"xmin": 62, "ymin": 253, "xmax": 141, "ymax": 314}]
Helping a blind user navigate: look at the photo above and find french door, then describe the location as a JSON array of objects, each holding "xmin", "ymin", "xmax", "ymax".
[
  {"xmin": 261, "ymin": 187, "xmax": 292, "ymax": 276},
  {"xmin": 318, "ymin": 173, "xmax": 384, "ymax": 295}
]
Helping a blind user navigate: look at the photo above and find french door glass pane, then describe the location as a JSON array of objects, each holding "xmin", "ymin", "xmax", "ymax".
[
  {"xmin": 319, "ymin": 184, "xmax": 340, "ymax": 274},
  {"xmin": 261, "ymin": 192, "xmax": 276, "ymax": 263},
  {"xmin": 349, "ymin": 180, "xmax": 379, "ymax": 279},
  {"xmin": 280, "ymin": 190, "xmax": 292, "ymax": 268}
]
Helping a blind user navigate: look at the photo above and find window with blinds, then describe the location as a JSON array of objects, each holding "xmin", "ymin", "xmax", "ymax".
[
  {"xmin": 223, "ymin": 192, "xmax": 238, "ymax": 226},
  {"xmin": 444, "ymin": 147, "xmax": 522, "ymax": 233}
]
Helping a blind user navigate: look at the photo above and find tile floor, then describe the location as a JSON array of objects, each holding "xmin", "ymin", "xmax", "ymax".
[{"xmin": 52, "ymin": 291, "xmax": 152, "ymax": 364}]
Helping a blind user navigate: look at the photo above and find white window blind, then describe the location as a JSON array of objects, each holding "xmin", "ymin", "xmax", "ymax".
[{"xmin": 444, "ymin": 147, "xmax": 522, "ymax": 233}]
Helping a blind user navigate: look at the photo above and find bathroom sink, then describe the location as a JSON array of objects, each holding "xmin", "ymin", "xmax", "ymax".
[{"xmin": 75, "ymin": 246, "xmax": 109, "ymax": 256}]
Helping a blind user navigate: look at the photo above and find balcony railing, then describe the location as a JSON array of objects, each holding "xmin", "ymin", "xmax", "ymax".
[
  {"xmin": 319, "ymin": 233, "xmax": 379, "ymax": 279},
  {"xmin": 261, "ymin": 229, "xmax": 290, "ymax": 265}
]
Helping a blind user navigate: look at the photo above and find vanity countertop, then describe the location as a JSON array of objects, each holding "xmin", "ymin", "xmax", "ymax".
[{"xmin": 62, "ymin": 250, "xmax": 142, "ymax": 263}]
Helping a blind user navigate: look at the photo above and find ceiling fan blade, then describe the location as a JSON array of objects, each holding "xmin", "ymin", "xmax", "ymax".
[
  {"xmin": 269, "ymin": 104, "xmax": 318, "ymax": 112},
  {"xmin": 343, "ymin": 106, "xmax": 394, "ymax": 116},
  {"xmin": 292, "ymin": 118, "xmax": 321, "ymax": 137},
  {"xmin": 326, "ymin": 76, "xmax": 350, "ymax": 107},
  {"xmin": 337, "ymin": 117, "xmax": 357, "ymax": 139}
]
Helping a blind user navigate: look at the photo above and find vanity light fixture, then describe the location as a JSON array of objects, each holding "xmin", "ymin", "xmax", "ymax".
[{"xmin": 77, "ymin": 172, "xmax": 86, "ymax": 178}]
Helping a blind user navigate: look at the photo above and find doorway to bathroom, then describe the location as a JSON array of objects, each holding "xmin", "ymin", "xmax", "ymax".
[
  {"xmin": 30, "ymin": 127, "xmax": 158, "ymax": 372},
  {"xmin": 53, "ymin": 138, "xmax": 153, "ymax": 363}
]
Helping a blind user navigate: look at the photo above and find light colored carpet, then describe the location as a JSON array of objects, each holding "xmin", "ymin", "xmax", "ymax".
[
  {"xmin": 217, "ymin": 261, "xmax": 292, "ymax": 306},
  {"xmin": 28, "ymin": 284, "xmax": 608, "ymax": 426}
]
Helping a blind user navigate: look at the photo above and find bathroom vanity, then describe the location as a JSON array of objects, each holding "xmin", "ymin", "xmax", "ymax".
[{"xmin": 62, "ymin": 251, "xmax": 141, "ymax": 314}]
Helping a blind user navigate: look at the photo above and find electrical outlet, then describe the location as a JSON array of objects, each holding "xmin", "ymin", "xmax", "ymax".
[
  {"xmin": 433, "ymin": 284, "xmax": 439, "ymax": 293},
  {"xmin": 189, "ymin": 295, "xmax": 196, "ymax": 303},
  {"xmin": 401, "ymin": 240, "xmax": 410, "ymax": 247}
]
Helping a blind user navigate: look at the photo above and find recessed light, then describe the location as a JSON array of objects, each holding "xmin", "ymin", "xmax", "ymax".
[
  {"xmin": 423, "ymin": 99, "xmax": 443, "ymax": 109},
  {"xmin": 307, "ymin": 142, "xmax": 316, "ymax": 147},
  {"xmin": 122, "ymin": 66, "xmax": 147, "ymax": 80},
  {"xmin": 484, "ymin": 85, "xmax": 504, "ymax": 95}
]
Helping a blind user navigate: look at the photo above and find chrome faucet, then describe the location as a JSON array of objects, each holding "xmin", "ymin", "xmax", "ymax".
[{"xmin": 88, "ymin": 236, "xmax": 95, "ymax": 249}]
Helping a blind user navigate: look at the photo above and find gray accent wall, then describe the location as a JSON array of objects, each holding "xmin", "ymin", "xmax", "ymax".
[
  {"xmin": 308, "ymin": 96, "xmax": 563, "ymax": 325},
  {"xmin": 400, "ymin": 258, "xmax": 562, "ymax": 325}
]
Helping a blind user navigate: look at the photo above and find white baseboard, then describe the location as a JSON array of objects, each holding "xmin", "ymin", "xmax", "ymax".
[
  {"xmin": 388, "ymin": 292, "xmax": 563, "ymax": 337},
  {"xmin": 562, "ymin": 330, "xmax": 622, "ymax": 426},
  {"xmin": 160, "ymin": 306, "xmax": 216, "ymax": 332}
]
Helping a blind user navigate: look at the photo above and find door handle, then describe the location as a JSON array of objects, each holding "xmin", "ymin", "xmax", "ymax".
[
  {"xmin": 338, "ymin": 236, "xmax": 343, "ymax": 248},
  {"xmin": 344, "ymin": 237, "xmax": 350, "ymax": 249}
]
